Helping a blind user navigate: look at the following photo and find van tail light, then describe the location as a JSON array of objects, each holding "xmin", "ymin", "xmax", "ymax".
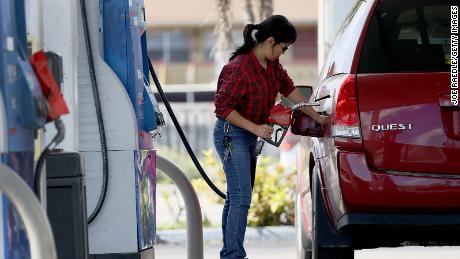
[{"xmin": 332, "ymin": 75, "xmax": 361, "ymax": 139}]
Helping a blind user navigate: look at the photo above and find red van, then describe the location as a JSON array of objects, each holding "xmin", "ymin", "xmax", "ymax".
[{"xmin": 294, "ymin": 1, "xmax": 459, "ymax": 259}]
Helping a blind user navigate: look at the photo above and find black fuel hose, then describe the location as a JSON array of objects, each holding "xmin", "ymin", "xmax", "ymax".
[
  {"xmin": 80, "ymin": 0, "xmax": 109, "ymax": 224},
  {"xmin": 34, "ymin": 119, "xmax": 65, "ymax": 201},
  {"xmin": 147, "ymin": 57, "xmax": 226, "ymax": 199},
  {"xmin": 34, "ymin": 143, "xmax": 52, "ymax": 201}
]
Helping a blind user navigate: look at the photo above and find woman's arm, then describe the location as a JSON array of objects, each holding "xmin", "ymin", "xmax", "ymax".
[
  {"xmin": 286, "ymin": 88, "xmax": 327, "ymax": 125},
  {"xmin": 275, "ymin": 62, "xmax": 326, "ymax": 125},
  {"xmin": 225, "ymin": 110, "xmax": 274, "ymax": 139}
]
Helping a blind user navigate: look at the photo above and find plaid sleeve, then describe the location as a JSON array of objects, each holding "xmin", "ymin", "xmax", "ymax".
[
  {"xmin": 214, "ymin": 66, "xmax": 247, "ymax": 119},
  {"xmin": 276, "ymin": 62, "xmax": 296, "ymax": 97}
]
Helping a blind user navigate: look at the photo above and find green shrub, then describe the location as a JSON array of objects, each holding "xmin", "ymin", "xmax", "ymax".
[
  {"xmin": 192, "ymin": 149, "xmax": 296, "ymax": 226},
  {"xmin": 156, "ymin": 146, "xmax": 203, "ymax": 184}
]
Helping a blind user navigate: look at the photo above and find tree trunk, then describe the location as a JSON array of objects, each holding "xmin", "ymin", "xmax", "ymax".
[
  {"xmin": 257, "ymin": 0, "xmax": 273, "ymax": 22},
  {"xmin": 213, "ymin": 0, "xmax": 233, "ymax": 77},
  {"xmin": 242, "ymin": 0, "xmax": 255, "ymax": 24}
]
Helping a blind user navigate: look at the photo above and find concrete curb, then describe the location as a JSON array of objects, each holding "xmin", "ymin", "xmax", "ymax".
[{"xmin": 157, "ymin": 226, "xmax": 295, "ymax": 246}]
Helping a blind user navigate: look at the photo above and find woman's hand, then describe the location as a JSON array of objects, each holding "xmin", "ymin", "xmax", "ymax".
[
  {"xmin": 316, "ymin": 115, "xmax": 329, "ymax": 125},
  {"xmin": 252, "ymin": 124, "xmax": 274, "ymax": 139}
]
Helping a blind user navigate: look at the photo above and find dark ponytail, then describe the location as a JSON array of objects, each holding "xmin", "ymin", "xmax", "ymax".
[
  {"xmin": 230, "ymin": 15, "xmax": 297, "ymax": 60},
  {"xmin": 229, "ymin": 24, "xmax": 259, "ymax": 60}
]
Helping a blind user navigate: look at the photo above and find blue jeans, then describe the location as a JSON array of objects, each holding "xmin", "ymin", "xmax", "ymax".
[{"xmin": 214, "ymin": 118, "xmax": 258, "ymax": 259}]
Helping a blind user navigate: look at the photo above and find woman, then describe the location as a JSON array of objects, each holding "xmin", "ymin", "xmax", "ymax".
[{"xmin": 213, "ymin": 15, "xmax": 326, "ymax": 259}]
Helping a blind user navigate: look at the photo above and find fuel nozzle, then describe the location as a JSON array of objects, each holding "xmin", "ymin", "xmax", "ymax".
[
  {"xmin": 254, "ymin": 102, "xmax": 320, "ymax": 156},
  {"xmin": 254, "ymin": 104, "xmax": 291, "ymax": 156},
  {"xmin": 255, "ymin": 139, "xmax": 265, "ymax": 156}
]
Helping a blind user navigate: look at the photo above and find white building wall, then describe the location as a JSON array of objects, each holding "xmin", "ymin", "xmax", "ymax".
[{"xmin": 318, "ymin": 0, "xmax": 355, "ymax": 70}]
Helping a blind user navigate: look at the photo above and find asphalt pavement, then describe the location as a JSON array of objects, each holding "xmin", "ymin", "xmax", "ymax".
[
  {"xmin": 155, "ymin": 243, "xmax": 296, "ymax": 259},
  {"xmin": 157, "ymin": 226, "xmax": 295, "ymax": 246},
  {"xmin": 155, "ymin": 244, "xmax": 460, "ymax": 259},
  {"xmin": 155, "ymin": 226, "xmax": 460, "ymax": 259}
]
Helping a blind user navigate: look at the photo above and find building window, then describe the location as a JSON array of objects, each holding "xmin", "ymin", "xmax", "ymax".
[
  {"xmin": 293, "ymin": 28, "xmax": 317, "ymax": 61},
  {"xmin": 202, "ymin": 30, "xmax": 215, "ymax": 62},
  {"xmin": 148, "ymin": 30, "xmax": 190, "ymax": 63}
]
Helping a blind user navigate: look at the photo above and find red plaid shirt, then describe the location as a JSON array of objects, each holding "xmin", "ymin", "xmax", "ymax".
[{"xmin": 214, "ymin": 51, "xmax": 296, "ymax": 125}]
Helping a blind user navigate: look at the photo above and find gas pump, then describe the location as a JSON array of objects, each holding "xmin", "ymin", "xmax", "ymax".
[
  {"xmin": 0, "ymin": 91, "xmax": 6, "ymax": 154},
  {"xmin": 0, "ymin": 0, "xmax": 188, "ymax": 257},
  {"xmin": 0, "ymin": 0, "xmax": 50, "ymax": 258},
  {"xmin": 77, "ymin": 0, "xmax": 160, "ymax": 257}
]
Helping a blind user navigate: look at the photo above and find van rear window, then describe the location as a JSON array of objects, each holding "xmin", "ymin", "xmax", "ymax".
[{"xmin": 358, "ymin": 0, "xmax": 452, "ymax": 73}]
